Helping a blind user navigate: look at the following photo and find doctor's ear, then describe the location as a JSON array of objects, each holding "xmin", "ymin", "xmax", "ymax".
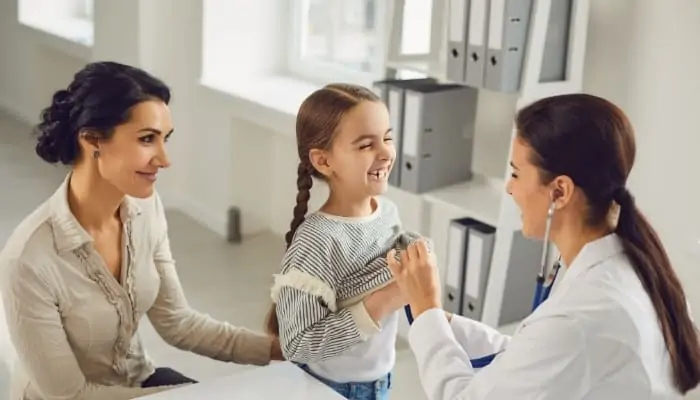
[{"xmin": 549, "ymin": 176, "xmax": 575, "ymax": 209}]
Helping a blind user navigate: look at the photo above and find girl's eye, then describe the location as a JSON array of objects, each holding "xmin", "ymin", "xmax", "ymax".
[
  {"xmin": 359, "ymin": 143, "xmax": 372, "ymax": 150},
  {"xmin": 384, "ymin": 137, "xmax": 393, "ymax": 142}
]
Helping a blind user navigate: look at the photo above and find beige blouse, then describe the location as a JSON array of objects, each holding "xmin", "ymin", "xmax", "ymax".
[{"xmin": 0, "ymin": 175, "xmax": 273, "ymax": 400}]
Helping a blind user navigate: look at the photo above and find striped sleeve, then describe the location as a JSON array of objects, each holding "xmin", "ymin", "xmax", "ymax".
[
  {"xmin": 270, "ymin": 222, "xmax": 381, "ymax": 363},
  {"xmin": 274, "ymin": 285, "xmax": 378, "ymax": 362}
]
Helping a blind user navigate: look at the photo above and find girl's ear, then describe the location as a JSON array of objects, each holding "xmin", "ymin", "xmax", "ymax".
[{"xmin": 309, "ymin": 149, "xmax": 332, "ymax": 178}]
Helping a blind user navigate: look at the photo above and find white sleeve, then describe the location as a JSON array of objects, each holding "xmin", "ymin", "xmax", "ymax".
[
  {"xmin": 409, "ymin": 308, "xmax": 589, "ymax": 400},
  {"xmin": 449, "ymin": 315, "xmax": 511, "ymax": 360}
]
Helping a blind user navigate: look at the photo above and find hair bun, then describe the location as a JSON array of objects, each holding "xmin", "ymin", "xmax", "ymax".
[{"xmin": 34, "ymin": 89, "xmax": 78, "ymax": 164}]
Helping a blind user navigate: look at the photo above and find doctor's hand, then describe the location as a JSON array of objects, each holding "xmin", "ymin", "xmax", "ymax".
[{"xmin": 387, "ymin": 240, "xmax": 442, "ymax": 320}]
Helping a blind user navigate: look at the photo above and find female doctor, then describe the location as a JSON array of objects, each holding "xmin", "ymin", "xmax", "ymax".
[{"xmin": 387, "ymin": 93, "xmax": 700, "ymax": 399}]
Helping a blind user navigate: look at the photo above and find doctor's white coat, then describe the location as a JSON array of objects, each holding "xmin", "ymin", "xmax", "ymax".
[{"xmin": 409, "ymin": 234, "xmax": 686, "ymax": 400}]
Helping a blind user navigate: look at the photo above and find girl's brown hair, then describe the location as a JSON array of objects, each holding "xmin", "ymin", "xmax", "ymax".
[
  {"xmin": 516, "ymin": 93, "xmax": 700, "ymax": 394},
  {"xmin": 264, "ymin": 83, "xmax": 380, "ymax": 336}
]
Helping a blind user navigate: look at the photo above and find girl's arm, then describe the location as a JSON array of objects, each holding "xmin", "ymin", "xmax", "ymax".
[{"xmin": 273, "ymin": 270, "xmax": 404, "ymax": 363}]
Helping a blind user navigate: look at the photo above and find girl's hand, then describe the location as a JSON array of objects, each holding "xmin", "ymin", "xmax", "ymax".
[{"xmin": 387, "ymin": 240, "xmax": 442, "ymax": 320}]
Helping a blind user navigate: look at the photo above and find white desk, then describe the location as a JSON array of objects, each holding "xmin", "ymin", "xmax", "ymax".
[{"xmin": 139, "ymin": 362, "xmax": 345, "ymax": 399}]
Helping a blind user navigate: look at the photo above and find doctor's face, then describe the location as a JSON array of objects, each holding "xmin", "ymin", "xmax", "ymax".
[{"xmin": 506, "ymin": 136, "xmax": 554, "ymax": 239}]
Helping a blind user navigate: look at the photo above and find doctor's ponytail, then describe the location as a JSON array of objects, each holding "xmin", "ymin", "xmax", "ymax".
[
  {"xmin": 517, "ymin": 93, "xmax": 700, "ymax": 394},
  {"xmin": 613, "ymin": 188, "xmax": 700, "ymax": 393}
]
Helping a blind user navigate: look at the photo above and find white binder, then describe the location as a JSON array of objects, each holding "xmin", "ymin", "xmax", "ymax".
[
  {"xmin": 446, "ymin": 0, "xmax": 471, "ymax": 83},
  {"xmin": 483, "ymin": 0, "xmax": 534, "ymax": 92},
  {"xmin": 464, "ymin": 0, "xmax": 490, "ymax": 87}
]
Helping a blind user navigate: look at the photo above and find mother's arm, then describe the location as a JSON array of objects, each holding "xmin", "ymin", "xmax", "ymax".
[{"xmin": 145, "ymin": 194, "xmax": 274, "ymax": 366}]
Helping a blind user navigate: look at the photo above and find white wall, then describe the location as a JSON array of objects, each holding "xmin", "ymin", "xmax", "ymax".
[
  {"xmin": 0, "ymin": 1, "xmax": 699, "ymax": 394},
  {"xmin": 582, "ymin": 0, "xmax": 700, "ymax": 309},
  {"xmin": 0, "ymin": 0, "xmax": 85, "ymax": 123}
]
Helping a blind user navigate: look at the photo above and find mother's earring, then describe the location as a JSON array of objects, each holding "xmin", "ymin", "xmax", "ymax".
[{"xmin": 93, "ymin": 149, "xmax": 100, "ymax": 159}]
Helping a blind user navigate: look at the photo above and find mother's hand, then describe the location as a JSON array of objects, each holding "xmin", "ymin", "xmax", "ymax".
[
  {"xmin": 387, "ymin": 240, "xmax": 442, "ymax": 320},
  {"xmin": 269, "ymin": 336, "xmax": 285, "ymax": 361}
]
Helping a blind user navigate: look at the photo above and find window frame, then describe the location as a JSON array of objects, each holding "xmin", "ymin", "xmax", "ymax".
[{"xmin": 287, "ymin": 0, "xmax": 388, "ymax": 87}]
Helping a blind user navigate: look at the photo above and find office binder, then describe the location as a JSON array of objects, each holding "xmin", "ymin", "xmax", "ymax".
[
  {"xmin": 459, "ymin": 218, "xmax": 496, "ymax": 320},
  {"xmin": 497, "ymin": 230, "xmax": 543, "ymax": 326},
  {"xmin": 386, "ymin": 87, "xmax": 403, "ymax": 186},
  {"xmin": 464, "ymin": 0, "xmax": 489, "ymax": 87},
  {"xmin": 399, "ymin": 83, "xmax": 478, "ymax": 194},
  {"xmin": 539, "ymin": 0, "xmax": 573, "ymax": 83},
  {"xmin": 443, "ymin": 219, "xmax": 469, "ymax": 314},
  {"xmin": 483, "ymin": 0, "xmax": 533, "ymax": 93},
  {"xmin": 446, "ymin": 0, "xmax": 471, "ymax": 83},
  {"xmin": 373, "ymin": 78, "xmax": 437, "ymax": 187}
]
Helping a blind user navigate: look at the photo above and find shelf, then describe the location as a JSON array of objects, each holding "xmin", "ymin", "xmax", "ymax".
[
  {"xmin": 19, "ymin": 16, "xmax": 93, "ymax": 60},
  {"xmin": 386, "ymin": 59, "xmax": 447, "ymax": 82},
  {"xmin": 422, "ymin": 176, "xmax": 505, "ymax": 227}
]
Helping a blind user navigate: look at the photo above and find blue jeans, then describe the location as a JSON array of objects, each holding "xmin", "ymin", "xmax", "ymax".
[{"xmin": 297, "ymin": 364, "xmax": 392, "ymax": 400}]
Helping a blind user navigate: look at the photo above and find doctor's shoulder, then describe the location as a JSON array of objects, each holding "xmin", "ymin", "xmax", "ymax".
[{"xmin": 548, "ymin": 254, "xmax": 661, "ymax": 341}]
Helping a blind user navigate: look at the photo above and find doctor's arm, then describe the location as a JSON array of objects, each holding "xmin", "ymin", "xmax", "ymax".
[
  {"xmin": 444, "ymin": 312, "xmax": 511, "ymax": 359},
  {"xmin": 409, "ymin": 309, "xmax": 588, "ymax": 400}
]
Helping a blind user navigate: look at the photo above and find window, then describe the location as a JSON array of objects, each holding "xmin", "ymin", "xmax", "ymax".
[
  {"xmin": 288, "ymin": 0, "xmax": 386, "ymax": 86},
  {"xmin": 288, "ymin": 0, "xmax": 437, "ymax": 86},
  {"xmin": 18, "ymin": 0, "xmax": 94, "ymax": 46},
  {"xmin": 399, "ymin": 0, "xmax": 433, "ymax": 56}
]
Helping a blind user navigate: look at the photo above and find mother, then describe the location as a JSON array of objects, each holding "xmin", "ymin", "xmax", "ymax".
[{"xmin": 0, "ymin": 61, "xmax": 282, "ymax": 400}]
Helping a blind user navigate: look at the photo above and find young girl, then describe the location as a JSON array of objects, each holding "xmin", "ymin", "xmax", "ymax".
[{"xmin": 265, "ymin": 83, "xmax": 427, "ymax": 399}]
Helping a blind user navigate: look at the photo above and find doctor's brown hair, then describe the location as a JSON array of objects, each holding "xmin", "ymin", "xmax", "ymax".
[
  {"xmin": 264, "ymin": 83, "xmax": 380, "ymax": 337},
  {"xmin": 516, "ymin": 93, "xmax": 700, "ymax": 394}
]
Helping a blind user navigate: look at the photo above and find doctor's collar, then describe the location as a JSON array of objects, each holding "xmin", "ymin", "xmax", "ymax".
[{"xmin": 560, "ymin": 234, "xmax": 624, "ymax": 284}]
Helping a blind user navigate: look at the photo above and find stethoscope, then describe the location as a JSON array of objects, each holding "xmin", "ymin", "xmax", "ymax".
[{"xmin": 404, "ymin": 199, "xmax": 562, "ymax": 369}]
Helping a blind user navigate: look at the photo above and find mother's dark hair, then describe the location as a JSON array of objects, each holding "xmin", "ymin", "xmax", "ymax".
[
  {"xmin": 516, "ymin": 93, "xmax": 700, "ymax": 394},
  {"xmin": 34, "ymin": 61, "xmax": 171, "ymax": 165}
]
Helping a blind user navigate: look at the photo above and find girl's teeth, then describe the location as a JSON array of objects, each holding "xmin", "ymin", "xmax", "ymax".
[{"xmin": 369, "ymin": 170, "xmax": 386, "ymax": 179}]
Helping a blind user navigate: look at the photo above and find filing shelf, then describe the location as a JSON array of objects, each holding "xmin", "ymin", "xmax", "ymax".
[{"xmin": 383, "ymin": 0, "xmax": 590, "ymax": 330}]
